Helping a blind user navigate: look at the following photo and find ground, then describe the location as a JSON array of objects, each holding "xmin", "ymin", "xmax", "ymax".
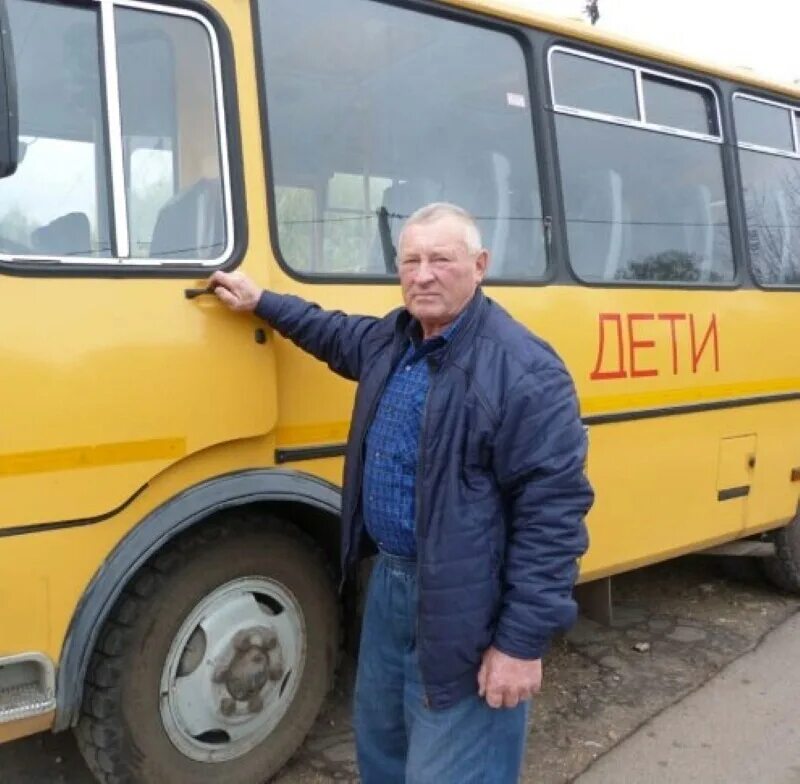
[{"xmin": 2, "ymin": 555, "xmax": 798, "ymax": 783}]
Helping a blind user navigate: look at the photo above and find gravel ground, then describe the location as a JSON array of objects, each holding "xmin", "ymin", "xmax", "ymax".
[{"xmin": 2, "ymin": 555, "xmax": 798, "ymax": 784}]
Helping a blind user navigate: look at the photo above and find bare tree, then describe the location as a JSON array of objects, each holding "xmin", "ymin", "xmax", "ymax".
[{"xmin": 584, "ymin": 0, "xmax": 600, "ymax": 24}]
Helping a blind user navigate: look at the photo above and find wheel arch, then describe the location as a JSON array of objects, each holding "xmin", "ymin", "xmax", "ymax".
[{"xmin": 54, "ymin": 468, "xmax": 342, "ymax": 731}]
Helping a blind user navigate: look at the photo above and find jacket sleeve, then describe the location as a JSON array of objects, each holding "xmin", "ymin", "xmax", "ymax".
[
  {"xmin": 490, "ymin": 363, "xmax": 593, "ymax": 660},
  {"xmin": 255, "ymin": 290, "xmax": 380, "ymax": 382}
]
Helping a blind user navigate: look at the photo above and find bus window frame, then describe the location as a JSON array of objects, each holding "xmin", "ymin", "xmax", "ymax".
[
  {"xmin": 252, "ymin": 0, "xmax": 555, "ymax": 288},
  {"xmin": 548, "ymin": 46, "xmax": 724, "ymax": 145},
  {"xmin": 733, "ymin": 92, "xmax": 800, "ymax": 158},
  {"xmin": 0, "ymin": 0, "xmax": 246, "ymax": 278},
  {"xmin": 734, "ymin": 90, "xmax": 800, "ymax": 290},
  {"xmin": 547, "ymin": 43, "xmax": 742, "ymax": 291}
]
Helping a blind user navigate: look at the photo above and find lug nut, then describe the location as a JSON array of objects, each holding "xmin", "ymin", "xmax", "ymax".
[
  {"xmin": 233, "ymin": 630, "xmax": 251, "ymax": 652},
  {"xmin": 248, "ymin": 695, "xmax": 264, "ymax": 714},
  {"xmin": 249, "ymin": 632, "xmax": 264, "ymax": 648},
  {"xmin": 251, "ymin": 651, "xmax": 266, "ymax": 667},
  {"xmin": 220, "ymin": 697, "xmax": 236, "ymax": 716},
  {"xmin": 263, "ymin": 628, "xmax": 278, "ymax": 650},
  {"xmin": 268, "ymin": 664, "xmax": 284, "ymax": 681}
]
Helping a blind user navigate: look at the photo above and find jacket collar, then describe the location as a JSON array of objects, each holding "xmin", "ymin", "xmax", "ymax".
[{"xmin": 393, "ymin": 288, "xmax": 487, "ymax": 366}]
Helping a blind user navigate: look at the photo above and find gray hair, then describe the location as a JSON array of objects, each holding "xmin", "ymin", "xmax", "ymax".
[{"xmin": 400, "ymin": 202, "xmax": 483, "ymax": 254}]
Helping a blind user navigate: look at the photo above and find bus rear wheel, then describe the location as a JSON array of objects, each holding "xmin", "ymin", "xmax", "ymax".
[
  {"xmin": 761, "ymin": 514, "xmax": 800, "ymax": 594},
  {"xmin": 75, "ymin": 519, "xmax": 338, "ymax": 784}
]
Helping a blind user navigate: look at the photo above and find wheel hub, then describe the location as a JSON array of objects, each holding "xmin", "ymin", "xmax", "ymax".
[
  {"xmin": 212, "ymin": 625, "xmax": 284, "ymax": 709},
  {"xmin": 159, "ymin": 578, "xmax": 305, "ymax": 763}
]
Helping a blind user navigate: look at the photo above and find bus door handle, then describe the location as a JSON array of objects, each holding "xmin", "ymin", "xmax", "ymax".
[
  {"xmin": 184, "ymin": 285, "xmax": 267, "ymax": 344},
  {"xmin": 184, "ymin": 286, "xmax": 216, "ymax": 300}
]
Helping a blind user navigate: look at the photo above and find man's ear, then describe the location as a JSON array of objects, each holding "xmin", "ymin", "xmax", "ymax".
[{"xmin": 475, "ymin": 249, "xmax": 489, "ymax": 283}]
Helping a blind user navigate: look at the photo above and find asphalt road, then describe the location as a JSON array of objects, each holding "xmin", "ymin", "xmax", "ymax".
[{"xmin": 576, "ymin": 612, "xmax": 800, "ymax": 783}]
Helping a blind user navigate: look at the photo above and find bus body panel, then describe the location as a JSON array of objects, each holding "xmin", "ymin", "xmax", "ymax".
[{"xmin": 1, "ymin": 0, "xmax": 799, "ymax": 755}]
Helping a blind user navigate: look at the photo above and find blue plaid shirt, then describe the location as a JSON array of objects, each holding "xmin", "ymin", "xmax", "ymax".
[{"xmin": 362, "ymin": 312, "xmax": 466, "ymax": 558}]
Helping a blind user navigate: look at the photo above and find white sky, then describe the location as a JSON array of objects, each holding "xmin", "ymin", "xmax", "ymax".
[{"xmin": 512, "ymin": 0, "xmax": 800, "ymax": 84}]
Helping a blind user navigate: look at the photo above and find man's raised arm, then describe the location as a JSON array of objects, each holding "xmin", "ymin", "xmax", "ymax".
[{"xmin": 209, "ymin": 271, "xmax": 380, "ymax": 382}]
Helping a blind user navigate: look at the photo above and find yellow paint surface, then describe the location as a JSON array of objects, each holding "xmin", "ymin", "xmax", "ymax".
[{"xmin": 2, "ymin": 0, "xmax": 800, "ymax": 745}]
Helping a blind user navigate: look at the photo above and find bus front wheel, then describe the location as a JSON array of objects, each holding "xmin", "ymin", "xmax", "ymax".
[
  {"xmin": 75, "ymin": 518, "xmax": 338, "ymax": 784},
  {"xmin": 762, "ymin": 514, "xmax": 800, "ymax": 594}
]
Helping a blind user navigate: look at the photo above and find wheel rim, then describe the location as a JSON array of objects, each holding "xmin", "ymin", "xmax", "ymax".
[{"xmin": 159, "ymin": 576, "xmax": 306, "ymax": 763}]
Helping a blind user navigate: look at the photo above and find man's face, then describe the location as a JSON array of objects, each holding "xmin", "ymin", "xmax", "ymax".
[{"xmin": 398, "ymin": 216, "xmax": 488, "ymax": 337}]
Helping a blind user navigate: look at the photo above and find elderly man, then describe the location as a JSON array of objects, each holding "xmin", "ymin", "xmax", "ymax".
[{"xmin": 210, "ymin": 202, "xmax": 592, "ymax": 783}]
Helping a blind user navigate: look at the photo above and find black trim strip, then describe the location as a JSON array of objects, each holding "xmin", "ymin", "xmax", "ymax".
[
  {"xmin": 275, "ymin": 391, "xmax": 800, "ymax": 465},
  {"xmin": 718, "ymin": 485, "xmax": 750, "ymax": 501},
  {"xmin": 7, "ymin": 391, "xmax": 794, "ymax": 533},
  {"xmin": 0, "ymin": 484, "xmax": 148, "ymax": 539},
  {"xmin": 583, "ymin": 391, "xmax": 800, "ymax": 426},
  {"xmin": 275, "ymin": 444, "xmax": 347, "ymax": 465}
]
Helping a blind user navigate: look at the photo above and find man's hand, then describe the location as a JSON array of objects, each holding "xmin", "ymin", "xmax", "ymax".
[
  {"xmin": 208, "ymin": 270, "xmax": 262, "ymax": 313},
  {"xmin": 477, "ymin": 646, "xmax": 542, "ymax": 709}
]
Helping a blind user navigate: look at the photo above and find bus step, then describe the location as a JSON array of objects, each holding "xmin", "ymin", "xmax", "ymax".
[{"xmin": 0, "ymin": 654, "xmax": 55, "ymax": 724}]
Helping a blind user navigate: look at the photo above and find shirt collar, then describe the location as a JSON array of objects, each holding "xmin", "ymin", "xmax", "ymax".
[{"xmin": 405, "ymin": 297, "xmax": 472, "ymax": 348}]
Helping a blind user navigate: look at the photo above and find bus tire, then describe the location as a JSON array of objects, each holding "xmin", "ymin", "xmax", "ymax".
[
  {"xmin": 761, "ymin": 515, "xmax": 800, "ymax": 594},
  {"xmin": 74, "ymin": 518, "xmax": 338, "ymax": 784}
]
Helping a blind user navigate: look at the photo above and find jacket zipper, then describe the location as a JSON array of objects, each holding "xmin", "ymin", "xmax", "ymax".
[{"xmin": 415, "ymin": 363, "xmax": 436, "ymax": 709}]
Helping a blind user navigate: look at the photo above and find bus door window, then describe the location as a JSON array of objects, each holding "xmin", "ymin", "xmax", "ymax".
[
  {"xmin": 0, "ymin": 0, "xmax": 111, "ymax": 259},
  {"xmin": 0, "ymin": 0, "xmax": 231, "ymax": 267},
  {"xmin": 116, "ymin": 8, "xmax": 226, "ymax": 261},
  {"xmin": 117, "ymin": 21, "xmax": 177, "ymax": 259},
  {"xmin": 257, "ymin": 0, "xmax": 547, "ymax": 281}
]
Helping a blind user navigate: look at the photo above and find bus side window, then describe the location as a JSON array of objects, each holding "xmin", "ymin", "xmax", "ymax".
[
  {"xmin": 258, "ymin": 0, "xmax": 547, "ymax": 282},
  {"xmin": 735, "ymin": 96, "xmax": 800, "ymax": 286},
  {"xmin": 367, "ymin": 178, "xmax": 442, "ymax": 274},
  {"xmin": 551, "ymin": 48, "xmax": 734, "ymax": 285},
  {"xmin": 560, "ymin": 163, "xmax": 626, "ymax": 282},
  {"xmin": 275, "ymin": 185, "xmax": 318, "ymax": 272}
]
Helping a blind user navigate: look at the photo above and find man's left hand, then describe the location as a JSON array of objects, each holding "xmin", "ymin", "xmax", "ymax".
[{"xmin": 477, "ymin": 647, "xmax": 542, "ymax": 709}]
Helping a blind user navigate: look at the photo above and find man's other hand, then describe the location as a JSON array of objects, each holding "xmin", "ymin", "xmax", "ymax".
[
  {"xmin": 208, "ymin": 270, "xmax": 261, "ymax": 313},
  {"xmin": 477, "ymin": 646, "xmax": 542, "ymax": 709}
]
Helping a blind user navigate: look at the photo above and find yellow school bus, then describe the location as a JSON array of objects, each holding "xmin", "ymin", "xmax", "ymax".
[{"xmin": 0, "ymin": 0, "xmax": 798, "ymax": 780}]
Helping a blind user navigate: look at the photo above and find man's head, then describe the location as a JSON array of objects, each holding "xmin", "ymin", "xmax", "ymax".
[{"xmin": 397, "ymin": 203, "xmax": 488, "ymax": 339}]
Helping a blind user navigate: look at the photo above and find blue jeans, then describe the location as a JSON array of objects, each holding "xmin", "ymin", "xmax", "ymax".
[{"xmin": 354, "ymin": 552, "xmax": 530, "ymax": 784}]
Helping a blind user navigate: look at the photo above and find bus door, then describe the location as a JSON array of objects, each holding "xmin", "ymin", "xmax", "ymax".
[{"xmin": 0, "ymin": 0, "xmax": 275, "ymax": 531}]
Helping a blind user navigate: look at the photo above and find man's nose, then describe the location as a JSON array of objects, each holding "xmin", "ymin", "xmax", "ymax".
[{"xmin": 415, "ymin": 259, "xmax": 436, "ymax": 283}]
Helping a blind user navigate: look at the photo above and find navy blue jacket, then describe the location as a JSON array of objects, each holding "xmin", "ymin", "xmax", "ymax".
[{"xmin": 256, "ymin": 288, "xmax": 593, "ymax": 709}]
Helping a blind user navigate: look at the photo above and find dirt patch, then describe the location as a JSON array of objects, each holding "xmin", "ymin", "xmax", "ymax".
[
  {"xmin": 2, "ymin": 556, "xmax": 798, "ymax": 784},
  {"xmin": 278, "ymin": 556, "xmax": 800, "ymax": 784}
]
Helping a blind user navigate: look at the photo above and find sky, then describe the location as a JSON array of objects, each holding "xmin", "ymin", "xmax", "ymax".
[{"xmin": 513, "ymin": 0, "xmax": 800, "ymax": 85}]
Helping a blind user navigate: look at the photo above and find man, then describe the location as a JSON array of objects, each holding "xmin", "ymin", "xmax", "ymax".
[{"xmin": 210, "ymin": 203, "xmax": 593, "ymax": 783}]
